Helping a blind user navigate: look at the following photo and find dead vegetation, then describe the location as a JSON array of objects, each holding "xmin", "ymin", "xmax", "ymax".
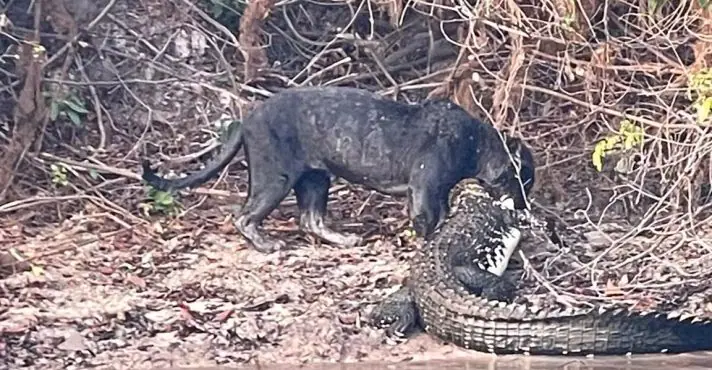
[{"xmin": 1, "ymin": 0, "xmax": 712, "ymax": 368}]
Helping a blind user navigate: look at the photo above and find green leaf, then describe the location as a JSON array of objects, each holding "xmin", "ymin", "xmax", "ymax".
[
  {"xmin": 648, "ymin": 0, "xmax": 659, "ymax": 13},
  {"xmin": 50, "ymin": 100, "xmax": 59, "ymax": 121},
  {"xmin": 211, "ymin": 2, "xmax": 225, "ymax": 17},
  {"xmin": 624, "ymin": 132, "xmax": 641, "ymax": 150},
  {"xmin": 623, "ymin": 134, "xmax": 633, "ymax": 150},
  {"xmin": 592, "ymin": 143, "xmax": 605, "ymax": 172},
  {"xmin": 697, "ymin": 96, "xmax": 712, "ymax": 123},
  {"xmin": 605, "ymin": 136, "xmax": 620, "ymax": 151},
  {"xmin": 221, "ymin": 120, "xmax": 242, "ymax": 143},
  {"xmin": 699, "ymin": 0, "xmax": 710, "ymax": 9},
  {"xmin": 154, "ymin": 191, "xmax": 174, "ymax": 206},
  {"xmin": 89, "ymin": 169, "xmax": 100, "ymax": 180},
  {"xmin": 619, "ymin": 120, "xmax": 633, "ymax": 133},
  {"xmin": 66, "ymin": 110, "xmax": 82, "ymax": 126},
  {"xmin": 63, "ymin": 97, "xmax": 90, "ymax": 114}
]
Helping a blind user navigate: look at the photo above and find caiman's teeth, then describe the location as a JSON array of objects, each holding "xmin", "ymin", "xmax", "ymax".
[{"xmin": 667, "ymin": 311, "xmax": 681, "ymax": 320}]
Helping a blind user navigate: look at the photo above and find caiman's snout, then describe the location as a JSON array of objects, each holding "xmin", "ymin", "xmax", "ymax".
[{"xmin": 488, "ymin": 184, "xmax": 529, "ymax": 211}]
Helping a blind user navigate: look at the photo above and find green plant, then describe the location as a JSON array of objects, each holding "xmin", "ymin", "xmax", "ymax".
[
  {"xmin": 208, "ymin": 0, "xmax": 230, "ymax": 18},
  {"xmin": 50, "ymin": 163, "xmax": 69, "ymax": 187},
  {"xmin": 88, "ymin": 169, "xmax": 102, "ymax": 181},
  {"xmin": 648, "ymin": 0, "xmax": 665, "ymax": 15},
  {"xmin": 649, "ymin": 0, "xmax": 709, "ymax": 16},
  {"xmin": 688, "ymin": 67, "xmax": 712, "ymax": 125},
  {"xmin": 561, "ymin": 13, "xmax": 576, "ymax": 31},
  {"xmin": 140, "ymin": 187, "xmax": 182, "ymax": 217},
  {"xmin": 49, "ymin": 93, "xmax": 89, "ymax": 126},
  {"xmin": 218, "ymin": 119, "xmax": 241, "ymax": 142},
  {"xmin": 591, "ymin": 120, "xmax": 644, "ymax": 172},
  {"xmin": 205, "ymin": 0, "xmax": 245, "ymax": 25}
]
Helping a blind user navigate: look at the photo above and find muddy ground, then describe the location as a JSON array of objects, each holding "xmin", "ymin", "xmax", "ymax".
[
  {"xmin": 3, "ymin": 190, "xmax": 712, "ymax": 370},
  {"xmin": 3, "ymin": 192, "xmax": 712, "ymax": 370},
  {"xmin": 2, "ymin": 0, "xmax": 712, "ymax": 369}
]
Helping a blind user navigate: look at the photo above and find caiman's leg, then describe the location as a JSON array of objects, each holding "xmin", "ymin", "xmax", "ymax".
[
  {"xmin": 368, "ymin": 286, "xmax": 420, "ymax": 338},
  {"xmin": 452, "ymin": 265, "xmax": 516, "ymax": 303},
  {"xmin": 293, "ymin": 170, "xmax": 362, "ymax": 247}
]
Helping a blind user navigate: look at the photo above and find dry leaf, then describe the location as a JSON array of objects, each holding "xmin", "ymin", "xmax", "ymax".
[
  {"xmin": 619, "ymin": 273, "xmax": 629, "ymax": 286},
  {"xmin": 125, "ymin": 274, "xmax": 146, "ymax": 289},
  {"xmin": 215, "ymin": 309, "xmax": 234, "ymax": 322},
  {"xmin": 604, "ymin": 279, "xmax": 624, "ymax": 297}
]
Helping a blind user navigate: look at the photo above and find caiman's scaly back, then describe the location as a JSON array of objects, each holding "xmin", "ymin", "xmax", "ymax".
[{"xmin": 370, "ymin": 178, "xmax": 712, "ymax": 356}]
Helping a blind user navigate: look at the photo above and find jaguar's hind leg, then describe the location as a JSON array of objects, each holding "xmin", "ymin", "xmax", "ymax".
[
  {"xmin": 235, "ymin": 173, "xmax": 295, "ymax": 253},
  {"xmin": 369, "ymin": 286, "xmax": 420, "ymax": 339},
  {"xmin": 293, "ymin": 170, "xmax": 362, "ymax": 247},
  {"xmin": 452, "ymin": 265, "xmax": 516, "ymax": 303}
]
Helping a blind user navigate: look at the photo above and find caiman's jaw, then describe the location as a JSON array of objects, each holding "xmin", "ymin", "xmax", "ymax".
[
  {"xmin": 448, "ymin": 179, "xmax": 523, "ymax": 278},
  {"xmin": 482, "ymin": 225, "xmax": 522, "ymax": 277},
  {"xmin": 480, "ymin": 194, "xmax": 521, "ymax": 277}
]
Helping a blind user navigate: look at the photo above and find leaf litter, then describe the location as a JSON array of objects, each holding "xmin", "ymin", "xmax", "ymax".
[{"xmin": 2, "ymin": 0, "xmax": 712, "ymax": 368}]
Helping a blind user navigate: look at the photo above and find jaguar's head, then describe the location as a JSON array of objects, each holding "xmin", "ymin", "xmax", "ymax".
[{"xmin": 477, "ymin": 135, "xmax": 535, "ymax": 210}]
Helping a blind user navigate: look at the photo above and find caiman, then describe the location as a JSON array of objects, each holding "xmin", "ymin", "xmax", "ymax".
[{"xmin": 369, "ymin": 178, "xmax": 712, "ymax": 355}]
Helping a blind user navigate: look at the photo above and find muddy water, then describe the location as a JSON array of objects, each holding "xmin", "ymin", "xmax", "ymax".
[{"xmin": 162, "ymin": 352, "xmax": 712, "ymax": 370}]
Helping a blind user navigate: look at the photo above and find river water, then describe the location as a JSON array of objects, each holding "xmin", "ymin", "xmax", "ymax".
[{"xmin": 160, "ymin": 352, "xmax": 712, "ymax": 370}]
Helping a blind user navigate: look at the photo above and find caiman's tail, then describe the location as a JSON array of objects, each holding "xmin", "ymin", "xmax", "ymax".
[
  {"xmin": 571, "ymin": 308, "xmax": 712, "ymax": 355},
  {"xmin": 141, "ymin": 122, "xmax": 245, "ymax": 191},
  {"xmin": 420, "ymin": 293, "xmax": 712, "ymax": 355}
]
